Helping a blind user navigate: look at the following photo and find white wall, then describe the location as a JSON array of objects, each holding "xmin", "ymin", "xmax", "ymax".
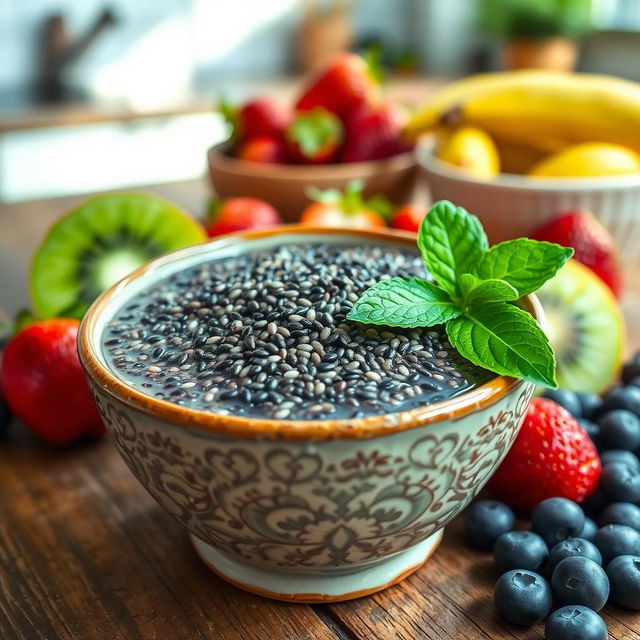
[{"xmin": 0, "ymin": 0, "xmax": 423, "ymax": 101}]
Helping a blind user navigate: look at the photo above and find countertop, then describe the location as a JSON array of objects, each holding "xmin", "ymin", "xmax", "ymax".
[{"xmin": 1, "ymin": 181, "xmax": 639, "ymax": 639}]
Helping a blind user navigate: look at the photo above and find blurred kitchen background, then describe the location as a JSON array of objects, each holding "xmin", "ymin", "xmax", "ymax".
[{"xmin": 1, "ymin": 0, "xmax": 639, "ymax": 203}]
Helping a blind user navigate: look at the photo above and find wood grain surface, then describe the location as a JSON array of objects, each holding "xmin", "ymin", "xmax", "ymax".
[{"xmin": 1, "ymin": 180, "xmax": 639, "ymax": 640}]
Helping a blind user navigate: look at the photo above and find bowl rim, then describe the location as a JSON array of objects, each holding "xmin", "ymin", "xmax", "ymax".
[
  {"xmin": 79, "ymin": 225, "xmax": 537, "ymax": 441},
  {"xmin": 207, "ymin": 142, "xmax": 417, "ymax": 179},
  {"xmin": 417, "ymin": 142, "xmax": 640, "ymax": 191}
]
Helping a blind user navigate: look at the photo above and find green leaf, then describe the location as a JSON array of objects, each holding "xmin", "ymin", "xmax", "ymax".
[
  {"xmin": 472, "ymin": 238, "xmax": 574, "ymax": 297},
  {"xmin": 459, "ymin": 273, "xmax": 519, "ymax": 305},
  {"xmin": 287, "ymin": 107, "xmax": 343, "ymax": 156},
  {"xmin": 418, "ymin": 200, "xmax": 488, "ymax": 296},
  {"xmin": 347, "ymin": 278, "xmax": 461, "ymax": 328},
  {"xmin": 446, "ymin": 303, "xmax": 557, "ymax": 388}
]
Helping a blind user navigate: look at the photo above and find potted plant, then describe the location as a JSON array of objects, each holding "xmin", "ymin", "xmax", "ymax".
[{"xmin": 481, "ymin": 0, "xmax": 592, "ymax": 71}]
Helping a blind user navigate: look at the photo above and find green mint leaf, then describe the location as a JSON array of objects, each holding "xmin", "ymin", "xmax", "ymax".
[
  {"xmin": 459, "ymin": 273, "xmax": 519, "ymax": 305},
  {"xmin": 446, "ymin": 303, "xmax": 557, "ymax": 388},
  {"xmin": 347, "ymin": 278, "xmax": 461, "ymax": 328},
  {"xmin": 472, "ymin": 238, "xmax": 574, "ymax": 297},
  {"xmin": 418, "ymin": 200, "xmax": 488, "ymax": 296}
]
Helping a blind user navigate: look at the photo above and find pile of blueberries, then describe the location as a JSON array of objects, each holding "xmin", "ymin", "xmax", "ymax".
[{"xmin": 465, "ymin": 352, "xmax": 640, "ymax": 640}]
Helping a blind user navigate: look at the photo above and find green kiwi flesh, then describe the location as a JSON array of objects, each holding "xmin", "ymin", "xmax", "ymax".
[
  {"xmin": 536, "ymin": 260, "xmax": 623, "ymax": 393},
  {"xmin": 31, "ymin": 193, "xmax": 207, "ymax": 319}
]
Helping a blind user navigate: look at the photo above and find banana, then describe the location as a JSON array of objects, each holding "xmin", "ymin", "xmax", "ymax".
[{"xmin": 407, "ymin": 71, "xmax": 640, "ymax": 153}]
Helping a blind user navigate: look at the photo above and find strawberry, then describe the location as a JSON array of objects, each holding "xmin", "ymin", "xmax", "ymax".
[
  {"xmin": 286, "ymin": 108, "xmax": 344, "ymax": 164},
  {"xmin": 391, "ymin": 204, "xmax": 425, "ymax": 233},
  {"xmin": 300, "ymin": 180, "xmax": 387, "ymax": 229},
  {"xmin": 222, "ymin": 97, "xmax": 290, "ymax": 143},
  {"xmin": 295, "ymin": 53, "xmax": 377, "ymax": 117},
  {"xmin": 206, "ymin": 197, "xmax": 281, "ymax": 237},
  {"xmin": 531, "ymin": 210, "xmax": 623, "ymax": 298},
  {"xmin": 0, "ymin": 319, "xmax": 104, "ymax": 445},
  {"xmin": 235, "ymin": 136, "xmax": 288, "ymax": 164},
  {"xmin": 488, "ymin": 398, "xmax": 601, "ymax": 512},
  {"xmin": 341, "ymin": 102, "xmax": 412, "ymax": 163}
]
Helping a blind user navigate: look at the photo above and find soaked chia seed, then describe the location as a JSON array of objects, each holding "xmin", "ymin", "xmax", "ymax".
[{"xmin": 102, "ymin": 244, "xmax": 493, "ymax": 420}]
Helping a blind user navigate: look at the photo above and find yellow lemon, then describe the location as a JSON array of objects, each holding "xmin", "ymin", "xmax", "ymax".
[
  {"xmin": 530, "ymin": 143, "xmax": 640, "ymax": 178},
  {"xmin": 434, "ymin": 126, "xmax": 500, "ymax": 179}
]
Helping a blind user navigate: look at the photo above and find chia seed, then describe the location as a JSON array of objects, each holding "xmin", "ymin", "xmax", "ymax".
[{"xmin": 102, "ymin": 243, "xmax": 492, "ymax": 420}]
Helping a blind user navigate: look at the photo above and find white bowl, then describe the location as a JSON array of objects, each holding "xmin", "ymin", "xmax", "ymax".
[{"xmin": 418, "ymin": 145, "xmax": 640, "ymax": 260}]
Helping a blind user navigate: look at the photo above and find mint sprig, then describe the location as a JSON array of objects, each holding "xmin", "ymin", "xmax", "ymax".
[{"xmin": 347, "ymin": 200, "xmax": 574, "ymax": 387}]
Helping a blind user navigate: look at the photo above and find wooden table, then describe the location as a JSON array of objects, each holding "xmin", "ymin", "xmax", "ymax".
[{"xmin": 1, "ymin": 181, "xmax": 639, "ymax": 640}]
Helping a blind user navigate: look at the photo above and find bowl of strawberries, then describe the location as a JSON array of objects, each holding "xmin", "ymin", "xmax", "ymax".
[{"xmin": 207, "ymin": 53, "xmax": 417, "ymax": 222}]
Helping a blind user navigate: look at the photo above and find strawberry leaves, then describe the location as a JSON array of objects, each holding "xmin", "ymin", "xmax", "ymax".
[{"xmin": 347, "ymin": 199, "xmax": 573, "ymax": 387}]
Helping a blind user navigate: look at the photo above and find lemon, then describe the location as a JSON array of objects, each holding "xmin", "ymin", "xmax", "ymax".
[
  {"xmin": 434, "ymin": 126, "xmax": 500, "ymax": 179},
  {"xmin": 530, "ymin": 143, "xmax": 640, "ymax": 178}
]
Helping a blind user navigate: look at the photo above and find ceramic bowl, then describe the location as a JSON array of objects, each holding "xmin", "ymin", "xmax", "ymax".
[
  {"xmin": 418, "ymin": 145, "xmax": 640, "ymax": 261},
  {"xmin": 207, "ymin": 143, "xmax": 417, "ymax": 222},
  {"xmin": 78, "ymin": 226, "xmax": 538, "ymax": 603}
]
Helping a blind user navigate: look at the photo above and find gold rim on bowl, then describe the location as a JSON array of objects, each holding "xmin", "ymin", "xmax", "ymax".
[{"xmin": 79, "ymin": 225, "xmax": 540, "ymax": 441}]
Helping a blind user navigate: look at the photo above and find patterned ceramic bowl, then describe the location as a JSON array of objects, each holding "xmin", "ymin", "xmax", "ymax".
[{"xmin": 78, "ymin": 226, "xmax": 538, "ymax": 603}]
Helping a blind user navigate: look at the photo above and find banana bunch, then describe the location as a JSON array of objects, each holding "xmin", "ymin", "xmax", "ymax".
[{"xmin": 409, "ymin": 70, "xmax": 640, "ymax": 178}]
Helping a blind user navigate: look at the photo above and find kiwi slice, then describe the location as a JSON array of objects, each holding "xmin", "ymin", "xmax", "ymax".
[
  {"xmin": 537, "ymin": 259, "xmax": 625, "ymax": 393},
  {"xmin": 31, "ymin": 193, "xmax": 207, "ymax": 319}
]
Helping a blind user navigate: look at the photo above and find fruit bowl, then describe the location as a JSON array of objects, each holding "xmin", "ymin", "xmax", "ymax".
[
  {"xmin": 418, "ymin": 145, "xmax": 640, "ymax": 261},
  {"xmin": 207, "ymin": 143, "xmax": 417, "ymax": 222},
  {"xmin": 78, "ymin": 226, "xmax": 538, "ymax": 602}
]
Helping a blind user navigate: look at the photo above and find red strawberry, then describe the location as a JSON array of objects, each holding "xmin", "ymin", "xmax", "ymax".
[
  {"xmin": 531, "ymin": 210, "xmax": 623, "ymax": 298},
  {"xmin": 295, "ymin": 53, "xmax": 377, "ymax": 117},
  {"xmin": 391, "ymin": 204, "xmax": 425, "ymax": 233},
  {"xmin": 341, "ymin": 102, "xmax": 412, "ymax": 163},
  {"xmin": 488, "ymin": 398, "xmax": 601, "ymax": 512},
  {"xmin": 235, "ymin": 136, "xmax": 288, "ymax": 164},
  {"xmin": 286, "ymin": 107, "xmax": 344, "ymax": 164},
  {"xmin": 206, "ymin": 197, "xmax": 281, "ymax": 237},
  {"xmin": 0, "ymin": 319, "xmax": 104, "ymax": 445},
  {"xmin": 226, "ymin": 97, "xmax": 291, "ymax": 142}
]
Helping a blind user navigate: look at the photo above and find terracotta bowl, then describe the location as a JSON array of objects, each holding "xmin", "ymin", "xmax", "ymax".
[
  {"xmin": 207, "ymin": 143, "xmax": 418, "ymax": 222},
  {"xmin": 418, "ymin": 145, "xmax": 640, "ymax": 261},
  {"xmin": 78, "ymin": 226, "xmax": 538, "ymax": 603}
]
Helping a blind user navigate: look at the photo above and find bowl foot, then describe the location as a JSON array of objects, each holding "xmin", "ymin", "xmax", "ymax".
[{"xmin": 189, "ymin": 529, "xmax": 443, "ymax": 603}]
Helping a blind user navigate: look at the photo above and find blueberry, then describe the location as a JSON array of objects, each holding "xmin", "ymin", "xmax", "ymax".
[
  {"xmin": 599, "ymin": 449, "xmax": 640, "ymax": 471},
  {"xmin": 465, "ymin": 500, "xmax": 515, "ymax": 550},
  {"xmin": 493, "ymin": 531, "xmax": 548, "ymax": 574},
  {"xmin": 545, "ymin": 606, "xmax": 607, "ymax": 640},
  {"xmin": 600, "ymin": 462, "xmax": 640, "ymax": 503},
  {"xmin": 548, "ymin": 538, "xmax": 603, "ymax": 572},
  {"xmin": 600, "ymin": 386, "xmax": 640, "ymax": 417},
  {"xmin": 622, "ymin": 361, "xmax": 640, "ymax": 385},
  {"xmin": 600, "ymin": 502, "xmax": 640, "ymax": 530},
  {"xmin": 532, "ymin": 498, "xmax": 585, "ymax": 546},
  {"xmin": 580, "ymin": 517, "xmax": 598, "ymax": 542},
  {"xmin": 598, "ymin": 410, "xmax": 640, "ymax": 450},
  {"xmin": 581, "ymin": 490, "xmax": 610, "ymax": 520},
  {"xmin": 606, "ymin": 555, "xmax": 640, "ymax": 610},
  {"xmin": 551, "ymin": 556, "xmax": 609, "ymax": 610},
  {"xmin": 594, "ymin": 524, "xmax": 640, "ymax": 564},
  {"xmin": 578, "ymin": 419, "xmax": 601, "ymax": 449},
  {"xmin": 577, "ymin": 392, "xmax": 603, "ymax": 422},
  {"xmin": 542, "ymin": 389, "xmax": 582, "ymax": 417},
  {"xmin": 494, "ymin": 570, "xmax": 552, "ymax": 626}
]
